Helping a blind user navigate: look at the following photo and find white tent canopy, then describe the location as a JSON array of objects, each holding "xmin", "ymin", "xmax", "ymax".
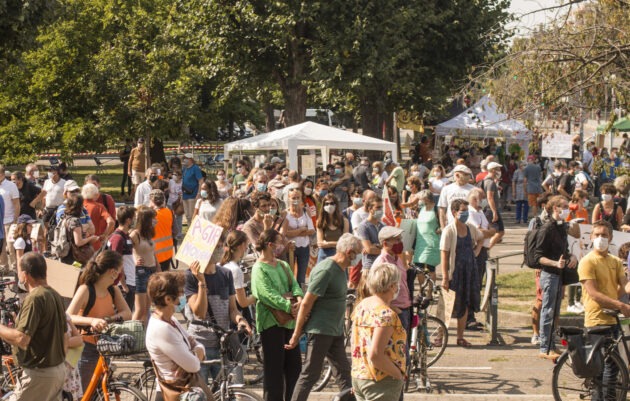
[
  {"xmin": 436, "ymin": 96, "xmax": 532, "ymax": 141},
  {"xmin": 224, "ymin": 122, "xmax": 398, "ymax": 169}
]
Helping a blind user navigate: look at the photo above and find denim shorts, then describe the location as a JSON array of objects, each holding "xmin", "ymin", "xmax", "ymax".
[{"xmin": 135, "ymin": 266, "xmax": 156, "ymax": 293}]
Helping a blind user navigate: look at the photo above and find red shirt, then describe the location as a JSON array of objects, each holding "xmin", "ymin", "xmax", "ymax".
[
  {"xmin": 84, "ymin": 199, "xmax": 112, "ymax": 250},
  {"xmin": 475, "ymin": 171, "xmax": 488, "ymax": 183}
]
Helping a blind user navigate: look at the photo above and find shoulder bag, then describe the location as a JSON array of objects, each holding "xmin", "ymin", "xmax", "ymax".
[
  {"xmin": 263, "ymin": 261, "xmax": 297, "ymax": 326},
  {"xmin": 68, "ymin": 218, "xmax": 95, "ymax": 264}
]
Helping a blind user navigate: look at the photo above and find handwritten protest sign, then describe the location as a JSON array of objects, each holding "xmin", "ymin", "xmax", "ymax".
[
  {"xmin": 175, "ymin": 217, "xmax": 224, "ymax": 273},
  {"xmin": 541, "ymin": 133, "xmax": 572, "ymax": 159}
]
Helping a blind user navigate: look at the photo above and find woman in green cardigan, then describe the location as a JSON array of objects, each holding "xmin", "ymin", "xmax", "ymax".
[{"xmin": 251, "ymin": 229, "xmax": 304, "ymax": 401}]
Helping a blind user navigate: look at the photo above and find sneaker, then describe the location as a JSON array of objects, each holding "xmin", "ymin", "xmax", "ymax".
[
  {"xmin": 574, "ymin": 303, "xmax": 584, "ymax": 314},
  {"xmin": 531, "ymin": 334, "xmax": 540, "ymax": 345},
  {"xmin": 567, "ymin": 305, "xmax": 580, "ymax": 314}
]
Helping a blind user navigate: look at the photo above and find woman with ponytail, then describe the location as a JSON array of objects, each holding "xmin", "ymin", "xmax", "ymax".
[
  {"xmin": 67, "ymin": 250, "xmax": 132, "ymax": 390},
  {"xmin": 221, "ymin": 230, "xmax": 256, "ymax": 309},
  {"xmin": 130, "ymin": 205, "xmax": 159, "ymax": 323}
]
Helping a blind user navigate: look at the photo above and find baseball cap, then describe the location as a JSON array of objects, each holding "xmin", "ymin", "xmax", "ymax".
[
  {"xmin": 270, "ymin": 156, "xmax": 283, "ymax": 164},
  {"xmin": 451, "ymin": 165, "xmax": 473, "ymax": 176},
  {"xmin": 480, "ymin": 160, "xmax": 489, "ymax": 170},
  {"xmin": 183, "ymin": 153, "xmax": 194, "ymax": 159},
  {"xmin": 378, "ymin": 226, "xmax": 404, "ymax": 243},
  {"xmin": 17, "ymin": 214, "xmax": 37, "ymax": 224},
  {"xmin": 64, "ymin": 180, "xmax": 80, "ymax": 192},
  {"xmin": 487, "ymin": 162, "xmax": 502, "ymax": 171}
]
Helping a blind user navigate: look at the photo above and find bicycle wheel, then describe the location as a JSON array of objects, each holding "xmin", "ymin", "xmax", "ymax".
[
  {"xmin": 0, "ymin": 365, "xmax": 22, "ymax": 391},
  {"xmin": 242, "ymin": 340, "xmax": 264, "ymax": 386},
  {"xmin": 214, "ymin": 387, "xmax": 263, "ymax": 401},
  {"xmin": 311, "ymin": 358, "xmax": 333, "ymax": 392},
  {"xmin": 425, "ymin": 315, "xmax": 448, "ymax": 367},
  {"xmin": 95, "ymin": 383, "xmax": 148, "ymax": 401},
  {"xmin": 134, "ymin": 368, "xmax": 158, "ymax": 401},
  {"xmin": 552, "ymin": 351, "xmax": 628, "ymax": 401}
]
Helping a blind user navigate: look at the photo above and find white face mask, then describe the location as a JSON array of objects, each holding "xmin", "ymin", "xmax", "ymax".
[
  {"xmin": 291, "ymin": 200, "xmax": 300, "ymax": 206},
  {"xmin": 48, "ymin": 172, "xmax": 54, "ymax": 180},
  {"xmin": 304, "ymin": 187, "xmax": 313, "ymax": 196},
  {"xmin": 412, "ymin": 172, "xmax": 420, "ymax": 177},
  {"xmin": 602, "ymin": 194, "xmax": 613, "ymax": 202},
  {"xmin": 351, "ymin": 252, "xmax": 361, "ymax": 266},
  {"xmin": 323, "ymin": 204, "xmax": 336, "ymax": 214},
  {"xmin": 558, "ymin": 208, "xmax": 570, "ymax": 220},
  {"xmin": 393, "ymin": 284, "xmax": 400, "ymax": 299},
  {"xmin": 593, "ymin": 237, "xmax": 609, "ymax": 252}
]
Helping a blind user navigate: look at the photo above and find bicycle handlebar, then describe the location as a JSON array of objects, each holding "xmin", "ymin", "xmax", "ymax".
[{"xmin": 190, "ymin": 319, "xmax": 246, "ymax": 336}]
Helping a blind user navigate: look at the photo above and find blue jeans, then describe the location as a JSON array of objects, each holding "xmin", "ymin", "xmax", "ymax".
[
  {"xmin": 135, "ymin": 266, "xmax": 155, "ymax": 293},
  {"xmin": 593, "ymin": 327, "xmax": 621, "ymax": 401},
  {"xmin": 199, "ymin": 346, "xmax": 220, "ymax": 384},
  {"xmin": 316, "ymin": 248, "xmax": 335, "ymax": 264},
  {"xmin": 515, "ymin": 200, "xmax": 529, "ymax": 223},
  {"xmin": 539, "ymin": 270, "xmax": 563, "ymax": 353},
  {"xmin": 295, "ymin": 246, "xmax": 310, "ymax": 285}
]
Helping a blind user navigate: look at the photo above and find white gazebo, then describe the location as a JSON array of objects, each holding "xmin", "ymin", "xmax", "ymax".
[
  {"xmin": 224, "ymin": 122, "xmax": 398, "ymax": 169},
  {"xmin": 436, "ymin": 96, "xmax": 532, "ymax": 141}
]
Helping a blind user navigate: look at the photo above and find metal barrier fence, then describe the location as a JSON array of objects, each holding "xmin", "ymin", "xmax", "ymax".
[{"xmin": 481, "ymin": 250, "xmax": 524, "ymax": 345}]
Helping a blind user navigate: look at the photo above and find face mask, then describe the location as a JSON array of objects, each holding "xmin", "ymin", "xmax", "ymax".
[
  {"xmin": 393, "ymin": 284, "xmax": 400, "ymax": 299},
  {"xmin": 553, "ymin": 171, "xmax": 561, "ymax": 177},
  {"xmin": 257, "ymin": 183, "xmax": 267, "ymax": 192},
  {"xmin": 373, "ymin": 209, "xmax": 384, "ymax": 220},
  {"xmin": 274, "ymin": 244, "xmax": 284, "ymax": 257},
  {"xmin": 150, "ymin": 175, "xmax": 158, "ymax": 183},
  {"xmin": 200, "ymin": 190, "xmax": 208, "ymax": 199},
  {"xmin": 217, "ymin": 175, "xmax": 225, "ymax": 181},
  {"xmin": 374, "ymin": 168, "xmax": 380, "ymax": 173},
  {"xmin": 353, "ymin": 197, "xmax": 363, "ymax": 206},
  {"xmin": 304, "ymin": 187, "xmax": 313, "ymax": 196},
  {"xmin": 602, "ymin": 194, "xmax": 613, "ymax": 202},
  {"xmin": 458, "ymin": 211, "xmax": 469, "ymax": 223},
  {"xmin": 405, "ymin": 185, "xmax": 411, "ymax": 192},
  {"xmin": 48, "ymin": 172, "xmax": 54, "ymax": 180},
  {"xmin": 434, "ymin": 172, "xmax": 441, "ymax": 177},
  {"xmin": 33, "ymin": 171, "xmax": 39, "ymax": 179},
  {"xmin": 593, "ymin": 237, "xmax": 609, "ymax": 252},
  {"xmin": 558, "ymin": 208, "xmax": 570, "ymax": 220},
  {"xmin": 172, "ymin": 175, "xmax": 179, "ymax": 181},
  {"xmin": 334, "ymin": 168, "xmax": 342, "ymax": 175},
  {"xmin": 324, "ymin": 204, "xmax": 336, "ymax": 214},
  {"xmin": 496, "ymin": 172, "xmax": 502, "ymax": 179},
  {"xmin": 412, "ymin": 172, "xmax": 421, "ymax": 177},
  {"xmin": 291, "ymin": 200, "xmax": 300, "ymax": 206},
  {"xmin": 319, "ymin": 189, "xmax": 328, "ymax": 197},
  {"xmin": 269, "ymin": 208, "xmax": 277, "ymax": 216},
  {"xmin": 583, "ymin": 199, "xmax": 590, "ymax": 208},
  {"xmin": 391, "ymin": 242, "xmax": 404, "ymax": 254}
]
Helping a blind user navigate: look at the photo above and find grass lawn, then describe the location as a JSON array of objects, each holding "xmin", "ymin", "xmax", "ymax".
[
  {"xmin": 496, "ymin": 269, "xmax": 581, "ymax": 316},
  {"xmin": 69, "ymin": 166, "xmax": 129, "ymax": 202}
]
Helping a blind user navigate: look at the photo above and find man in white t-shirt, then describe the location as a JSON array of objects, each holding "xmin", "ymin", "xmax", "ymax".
[
  {"xmin": 350, "ymin": 189, "xmax": 376, "ymax": 234},
  {"xmin": 0, "ymin": 165, "xmax": 20, "ymax": 273},
  {"xmin": 438, "ymin": 165, "xmax": 475, "ymax": 228},
  {"xmin": 134, "ymin": 167, "xmax": 155, "ymax": 207}
]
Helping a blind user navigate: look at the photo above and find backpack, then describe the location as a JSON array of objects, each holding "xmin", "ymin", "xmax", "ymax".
[
  {"xmin": 551, "ymin": 173, "xmax": 565, "ymax": 195},
  {"xmin": 51, "ymin": 215, "xmax": 71, "ymax": 259},
  {"xmin": 523, "ymin": 217, "xmax": 544, "ymax": 269}
]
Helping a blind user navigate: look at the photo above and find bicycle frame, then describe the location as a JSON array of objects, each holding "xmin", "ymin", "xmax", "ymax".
[
  {"xmin": 1, "ymin": 356, "xmax": 20, "ymax": 388},
  {"xmin": 81, "ymin": 354, "xmax": 111, "ymax": 401}
]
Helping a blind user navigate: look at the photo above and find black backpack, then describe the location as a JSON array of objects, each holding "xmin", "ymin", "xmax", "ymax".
[
  {"xmin": 84, "ymin": 284, "xmax": 116, "ymax": 318},
  {"xmin": 523, "ymin": 217, "xmax": 544, "ymax": 269},
  {"xmin": 551, "ymin": 173, "xmax": 565, "ymax": 195}
]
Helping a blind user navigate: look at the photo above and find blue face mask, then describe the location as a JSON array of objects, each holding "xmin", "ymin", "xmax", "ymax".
[
  {"xmin": 334, "ymin": 168, "xmax": 342, "ymax": 175},
  {"xmin": 458, "ymin": 211, "xmax": 469, "ymax": 223},
  {"xmin": 319, "ymin": 189, "xmax": 328, "ymax": 197},
  {"xmin": 200, "ymin": 190, "xmax": 208, "ymax": 199},
  {"xmin": 257, "ymin": 183, "xmax": 267, "ymax": 192},
  {"xmin": 583, "ymin": 199, "xmax": 590, "ymax": 208}
]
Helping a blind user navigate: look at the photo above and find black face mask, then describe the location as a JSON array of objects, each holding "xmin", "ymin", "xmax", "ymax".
[{"xmin": 149, "ymin": 175, "xmax": 158, "ymax": 183}]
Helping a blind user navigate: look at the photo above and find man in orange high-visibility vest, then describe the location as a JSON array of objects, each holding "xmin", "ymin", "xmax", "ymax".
[{"xmin": 150, "ymin": 189, "xmax": 177, "ymax": 271}]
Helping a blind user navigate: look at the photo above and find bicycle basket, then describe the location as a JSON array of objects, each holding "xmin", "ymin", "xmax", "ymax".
[
  {"xmin": 96, "ymin": 320, "xmax": 146, "ymax": 356},
  {"xmin": 566, "ymin": 333, "xmax": 604, "ymax": 379}
]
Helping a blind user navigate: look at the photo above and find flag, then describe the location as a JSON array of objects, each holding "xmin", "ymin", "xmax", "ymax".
[{"xmin": 381, "ymin": 186, "xmax": 397, "ymax": 227}]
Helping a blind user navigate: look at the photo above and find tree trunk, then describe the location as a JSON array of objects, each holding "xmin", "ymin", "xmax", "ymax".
[
  {"xmin": 263, "ymin": 100, "xmax": 276, "ymax": 132},
  {"xmin": 283, "ymin": 84, "xmax": 307, "ymax": 126},
  {"xmin": 360, "ymin": 96, "xmax": 380, "ymax": 138},
  {"xmin": 150, "ymin": 137, "xmax": 166, "ymax": 166}
]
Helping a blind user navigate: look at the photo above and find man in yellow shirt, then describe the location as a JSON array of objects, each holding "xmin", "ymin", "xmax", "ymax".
[
  {"xmin": 578, "ymin": 219, "xmax": 630, "ymax": 398},
  {"xmin": 578, "ymin": 220, "xmax": 630, "ymax": 327}
]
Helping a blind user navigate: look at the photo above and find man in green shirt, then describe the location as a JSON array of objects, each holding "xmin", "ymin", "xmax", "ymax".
[
  {"xmin": 385, "ymin": 160, "xmax": 405, "ymax": 194},
  {"xmin": 0, "ymin": 253, "xmax": 66, "ymax": 401},
  {"xmin": 286, "ymin": 233, "xmax": 362, "ymax": 401}
]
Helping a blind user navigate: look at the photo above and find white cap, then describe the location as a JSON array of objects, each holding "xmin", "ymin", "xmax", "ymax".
[
  {"xmin": 451, "ymin": 165, "xmax": 473, "ymax": 176},
  {"xmin": 64, "ymin": 180, "xmax": 80, "ymax": 192},
  {"xmin": 183, "ymin": 153, "xmax": 194, "ymax": 159},
  {"xmin": 487, "ymin": 162, "xmax": 502, "ymax": 171}
]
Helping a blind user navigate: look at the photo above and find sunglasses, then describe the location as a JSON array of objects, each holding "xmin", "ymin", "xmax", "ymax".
[{"xmin": 324, "ymin": 202, "xmax": 336, "ymax": 206}]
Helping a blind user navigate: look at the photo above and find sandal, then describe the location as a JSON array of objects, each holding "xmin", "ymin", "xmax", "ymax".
[{"xmin": 457, "ymin": 338, "xmax": 472, "ymax": 348}]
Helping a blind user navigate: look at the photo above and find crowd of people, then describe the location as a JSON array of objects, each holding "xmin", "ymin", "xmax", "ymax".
[{"xmin": 0, "ymin": 134, "xmax": 628, "ymax": 401}]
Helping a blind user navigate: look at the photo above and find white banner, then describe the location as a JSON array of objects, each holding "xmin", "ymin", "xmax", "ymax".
[
  {"xmin": 541, "ymin": 133, "xmax": 573, "ymax": 159},
  {"xmin": 568, "ymin": 224, "xmax": 630, "ymax": 261}
]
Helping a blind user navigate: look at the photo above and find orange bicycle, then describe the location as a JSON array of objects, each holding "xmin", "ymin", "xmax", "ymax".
[{"xmin": 78, "ymin": 326, "xmax": 147, "ymax": 401}]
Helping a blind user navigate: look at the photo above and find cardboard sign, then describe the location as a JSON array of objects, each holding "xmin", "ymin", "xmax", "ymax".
[
  {"xmin": 568, "ymin": 224, "xmax": 630, "ymax": 261},
  {"xmin": 45, "ymin": 258, "xmax": 82, "ymax": 298},
  {"xmin": 400, "ymin": 219, "xmax": 416, "ymax": 252},
  {"xmin": 175, "ymin": 216, "xmax": 224, "ymax": 273},
  {"xmin": 541, "ymin": 133, "xmax": 572, "ymax": 159}
]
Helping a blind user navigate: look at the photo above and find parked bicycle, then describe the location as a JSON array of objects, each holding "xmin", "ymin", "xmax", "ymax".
[
  {"xmin": 552, "ymin": 309, "xmax": 629, "ymax": 401},
  {"xmin": 405, "ymin": 266, "xmax": 448, "ymax": 393}
]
